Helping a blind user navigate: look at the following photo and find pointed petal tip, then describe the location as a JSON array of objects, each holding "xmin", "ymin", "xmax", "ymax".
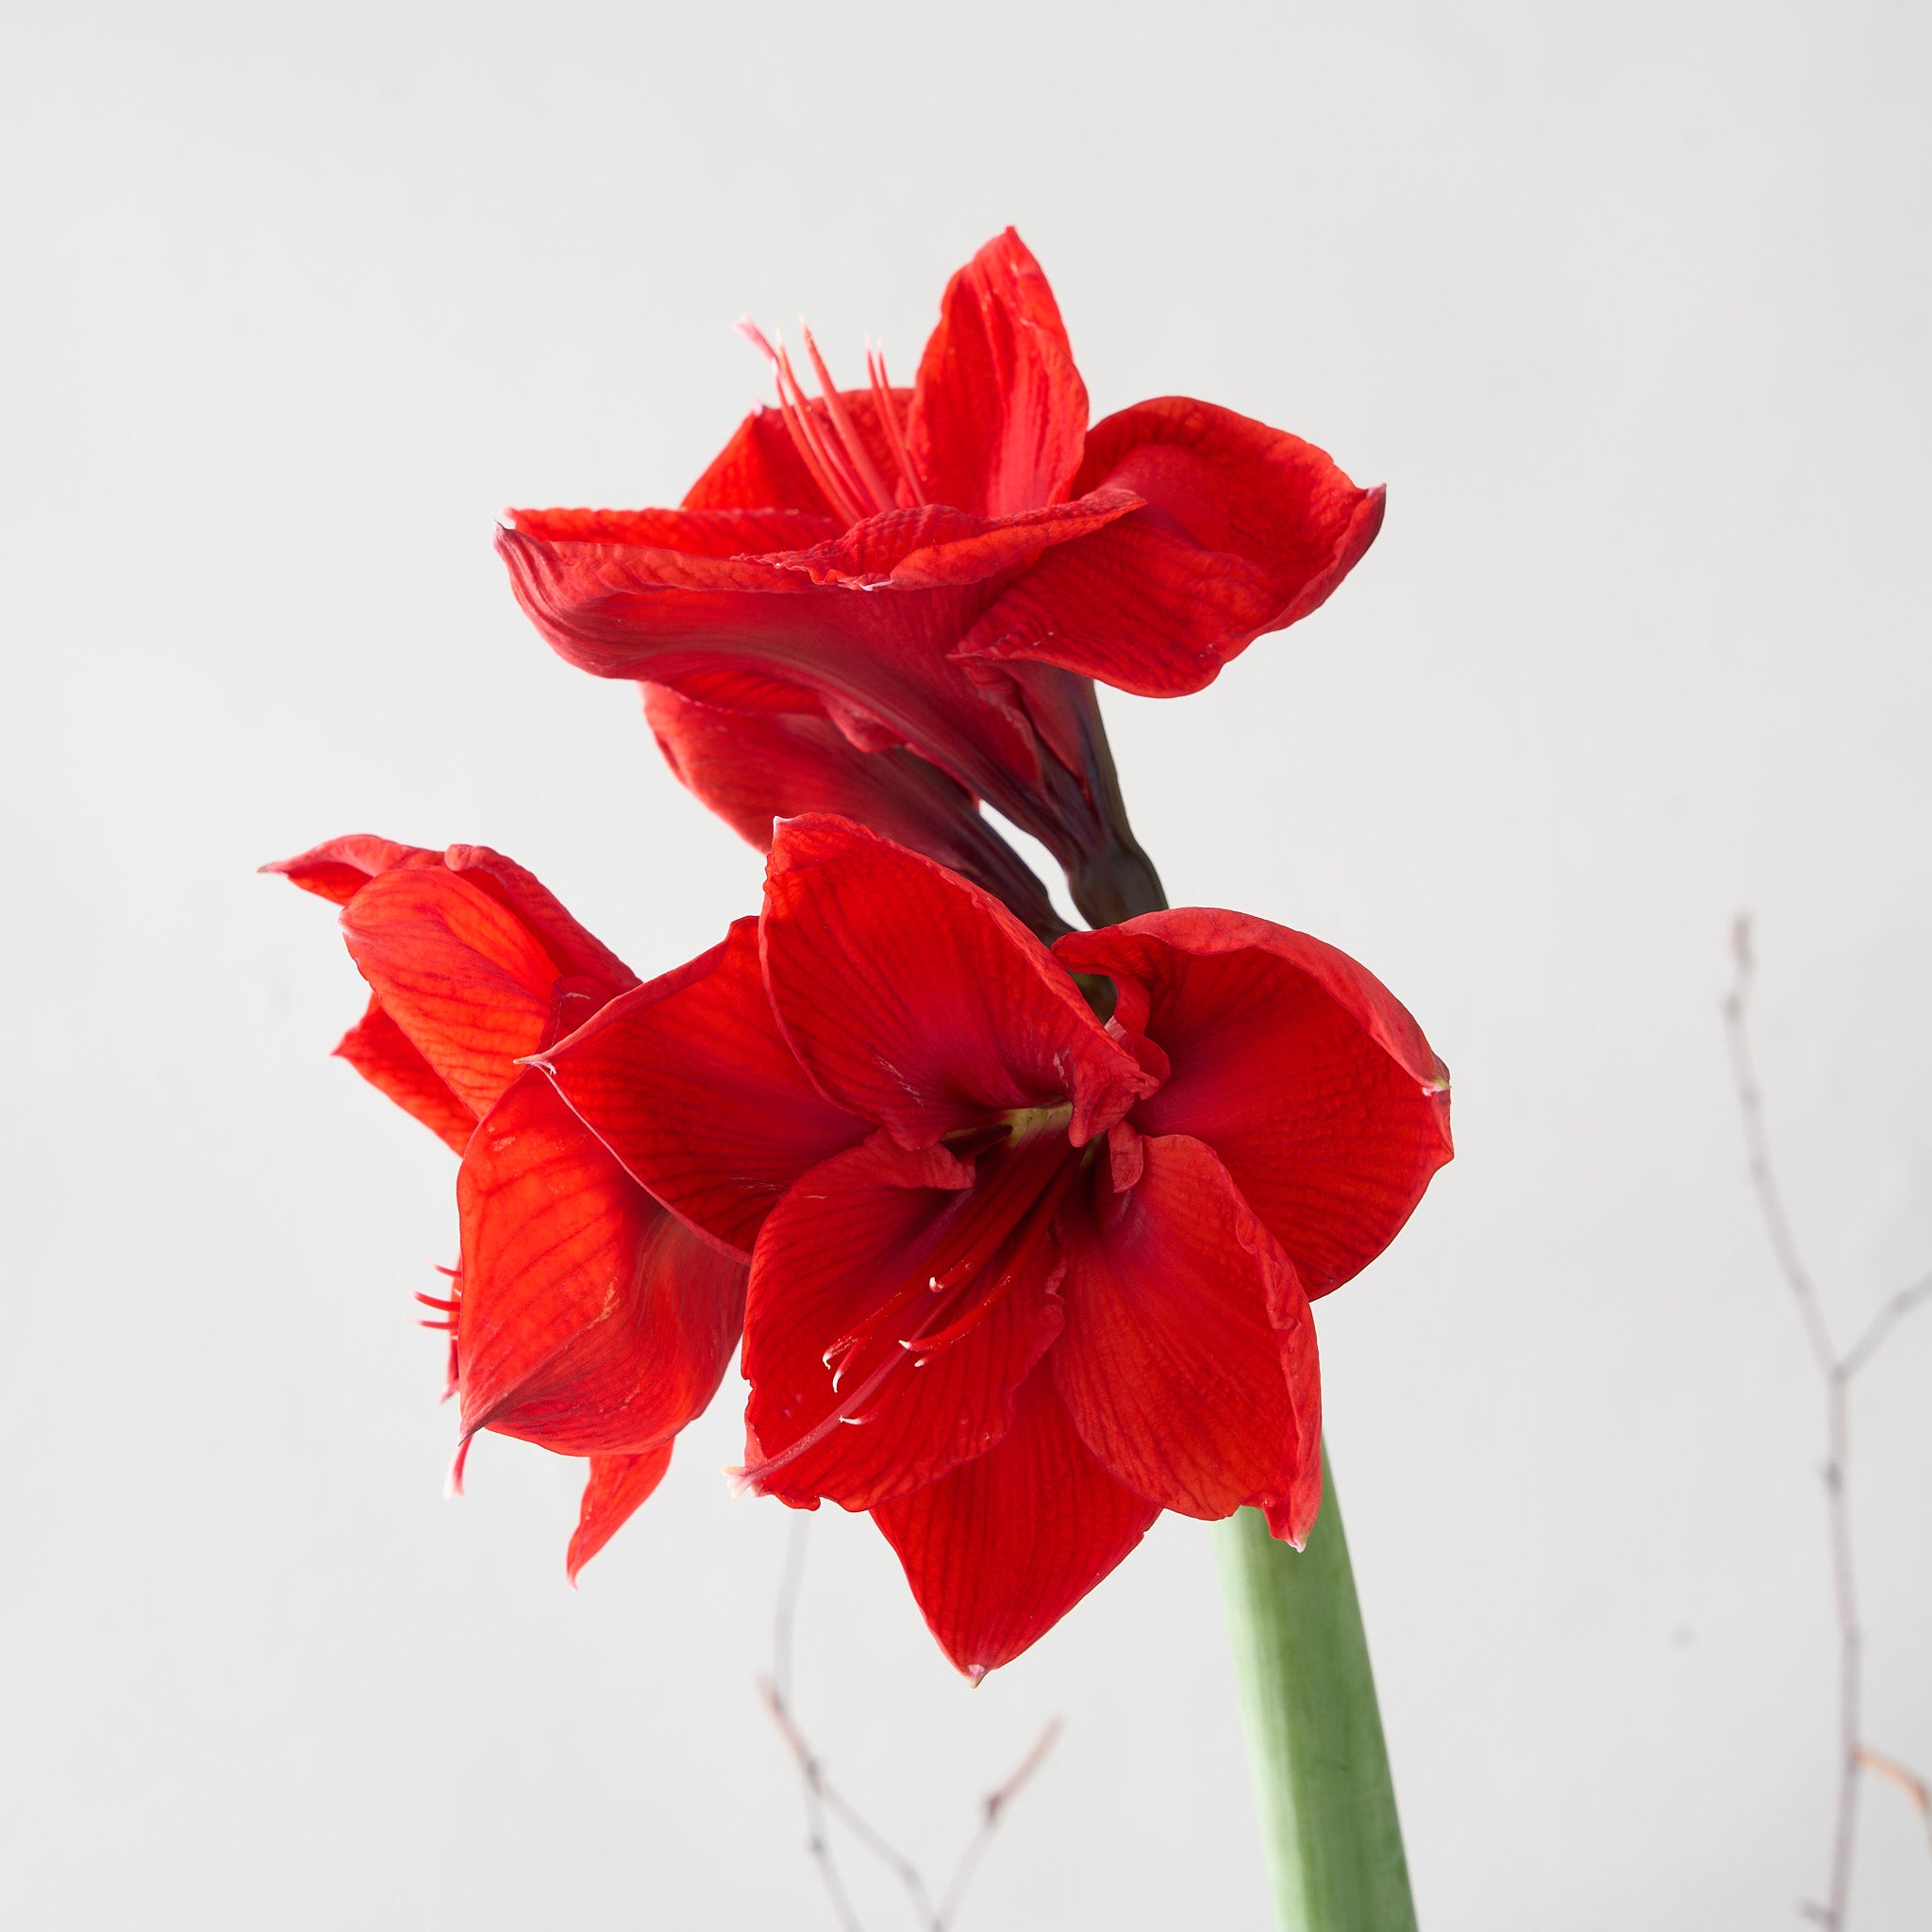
[{"xmin": 965, "ymin": 1662, "xmax": 989, "ymax": 1688}]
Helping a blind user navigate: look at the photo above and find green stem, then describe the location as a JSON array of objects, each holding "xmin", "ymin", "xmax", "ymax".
[{"xmin": 1214, "ymin": 1441, "xmax": 1417, "ymax": 1932}]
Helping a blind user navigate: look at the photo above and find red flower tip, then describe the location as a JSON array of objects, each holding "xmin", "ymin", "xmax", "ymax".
[{"xmin": 565, "ymin": 1446, "xmax": 675, "ymax": 1584}]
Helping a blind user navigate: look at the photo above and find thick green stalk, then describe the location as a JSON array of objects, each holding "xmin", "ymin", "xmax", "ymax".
[{"xmin": 1214, "ymin": 1443, "xmax": 1417, "ymax": 1932}]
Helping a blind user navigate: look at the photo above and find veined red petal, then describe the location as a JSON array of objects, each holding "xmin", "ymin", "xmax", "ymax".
[
  {"xmin": 540, "ymin": 919, "xmax": 865, "ymax": 1257},
  {"xmin": 908, "ymin": 229, "xmax": 1088, "ymax": 519},
  {"xmin": 333, "ymin": 995, "xmax": 475, "ymax": 1153},
  {"xmin": 1053, "ymin": 1134, "xmax": 1319, "ymax": 1526},
  {"xmin": 568, "ymin": 1443, "xmax": 675, "ymax": 1583},
  {"xmin": 956, "ymin": 397, "xmax": 1385, "ymax": 696},
  {"xmin": 1056, "ymin": 910, "xmax": 1452, "ymax": 1296},
  {"xmin": 761, "ymin": 817, "xmax": 1154, "ymax": 1149},
  {"xmin": 494, "ymin": 523, "xmax": 1043, "ymax": 792},
  {"xmin": 494, "ymin": 523, "xmax": 1153, "ymax": 916},
  {"xmin": 643, "ymin": 686, "xmax": 1068, "ymax": 942},
  {"xmin": 457, "ymin": 1077, "xmax": 746, "ymax": 1456},
  {"xmin": 873, "ymin": 1361, "xmax": 1157, "ymax": 1678},
  {"xmin": 264, "ymin": 834, "xmax": 440, "ymax": 906},
  {"xmin": 739, "ymin": 1135, "xmax": 1063, "ymax": 1510},
  {"xmin": 441, "ymin": 844, "xmax": 637, "ymax": 995},
  {"xmin": 340, "ymin": 868, "xmax": 560, "ymax": 1119}
]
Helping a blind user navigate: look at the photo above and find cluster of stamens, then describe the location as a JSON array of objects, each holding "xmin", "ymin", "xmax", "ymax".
[
  {"xmin": 737, "ymin": 318, "xmax": 926, "ymax": 525},
  {"xmin": 732, "ymin": 1112, "xmax": 1089, "ymax": 1493},
  {"xmin": 416, "ymin": 1263, "xmax": 460, "ymax": 1404}
]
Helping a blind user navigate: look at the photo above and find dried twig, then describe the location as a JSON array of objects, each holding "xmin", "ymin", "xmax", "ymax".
[
  {"xmin": 1724, "ymin": 916, "xmax": 1932, "ymax": 1929},
  {"xmin": 758, "ymin": 1514, "xmax": 1062, "ymax": 1930}
]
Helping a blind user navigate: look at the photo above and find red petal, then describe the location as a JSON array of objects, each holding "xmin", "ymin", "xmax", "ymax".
[
  {"xmin": 493, "ymin": 524, "xmax": 1146, "ymax": 908},
  {"xmin": 332, "ymin": 995, "xmax": 475, "ymax": 1153},
  {"xmin": 541, "ymin": 919, "xmax": 865, "ymax": 1256},
  {"xmin": 956, "ymin": 398, "xmax": 1385, "ymax": 697},
  {"xmin": 441, "ymin": 844, "xmax": 637, "ymax": 994},
  {"xmin": 457, "ymin": 1076, "xmax": 746, "ymax": 1456},
  {"xmin": 494, "ymin": 522, "xmax": 1044, "ymax": 794},
  {"xmin": 1053, "ymin": 1134, "xmax": 1319, "ymax": 1526},
  {"xmin": 567, "ymin": 1443, "xmax": 675, "ymax": 1583},
  {"xmin": 681, "ymin": 392, "xmax": 913, "ymax": 520},
  {"xmin": 908, "ymin": 229, "xmax": 1088, "ymax": 519},
  {"xmin": 740, "ymin": 1135, "xmax": 1063, "ymax": 1510},
  {"xmin": 762, "ymin": 491, "xmax": 1140, "ymax": 591},
  {"xmin": 643, "ymin": 685, "xmax": 1067, "ymax": 942},
  {"xmin": 1056, "ymin": 910, "xmax": 1452, "ymax": 1296},
  {"xmin": 761, "ymin": 817, "xmax": 1153, "ymax": 1149},
  {"xmin": 264, "ymin": 834, "xmax": 439, "ymax": 905},
  {"xmin": 873, "ymin": 1361, "xmax": 1158, "ymax": 1677},
  {"xmin": 339, "ymin": 868, "xmax": 560, "ymax": 1118}
]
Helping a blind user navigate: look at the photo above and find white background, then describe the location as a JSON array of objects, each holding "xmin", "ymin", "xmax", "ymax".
[{"xmin": 5, "ymin": 4, "xmax": 1929, "ymax": 1927}]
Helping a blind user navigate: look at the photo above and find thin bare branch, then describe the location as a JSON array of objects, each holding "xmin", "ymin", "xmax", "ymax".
[
  {"xmin": 1724, "ymin": 917, "xmax": 1839, "ymax": 1379},
  {"xmin": 1841, "ymin": 1274, "xmax": 1932, "ymax": 1381},
  {"xmin": 1855, "ymin": 1746, "xmax": 1932, "ymax": 1852},
  {"xmin": 934, "ymin": 1719, "xmax": 1064, "ymax": 1930},
  {"xmin": 760, "ymin": 1514, "xmax": 1063, "ymax": 1930},
  {"xmin": 1724, "ymin": 916, "xmax": 1932, "ymax": 1928},
  {"xmin": 764, "ymin": 1519, "xmax": 866, "ymax": 1932}
]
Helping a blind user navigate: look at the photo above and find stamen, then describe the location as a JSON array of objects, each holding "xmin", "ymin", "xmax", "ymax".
[
  {"xmin": 731, "ymin": 1117, "xmax": 1082, "ymax": 1495},
  {"xmin": 800, "ymin": 325, "xmax": 896, "ymax": 514},
  {"xmin": 738, "ymin": 314, "xmax": 927, "ymax": 521},
  {"xmin": 866, "ymin": 343, "xmax": 926, "ymax": 507},
  {"xmin": 908, "ymin": 1157, "xmax": 1085, "ymax": 1363},
  {"xmin": 774, "ymin": 340, "xmax": 871, "ymax": 523},
  {"xmin": 740, "ymin": 318, "xmax": 867, "ymax": 523}
]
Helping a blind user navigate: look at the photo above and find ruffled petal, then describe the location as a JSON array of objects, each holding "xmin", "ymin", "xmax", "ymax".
[
  {"xmin": 761, "ymin": 816, "xmax": 1154, "ymax": 1149},
  {"xmin": 332, "ymin": 995, "xmax": 475, "ymax": 1153},
  {"xmin": 567, "ymin": 1443, "xmax": 675, "ymax": 1583},
  {"xmin": 339, "ymin": 867, "xmax": 561, "ymax": 1118},
  {"xmin": 511, "ymin": 505, "xmax": 837, "ymax": 556},
  {"xmin": 493, "ymin": 521, "xmax": 1046, "ymax": 801},
  {"xmin": 908, "ymin": 229, "xmax": 1088, "ymax": 519},
  {"xmin": 1056, "ymin": 910, "xmax": 1452, "ymax": 1296},
  {"xmin": 763, "ymin": 491, "xmax": 1140, "ymax": 591},
  {"xmin": 1053, "ymin": 1134, "xmax": 1319, "ymax": 1526},
  {"xmin": 494, "ymin": 520, "xmax": 1153, "ymax": 912},
  {"xmin": 873, "ymin": 1360, "xmax": 1158, "ymax": 1678},
  {"xmin": 739, "ymin": 1136, "xmax": 1064, "ymax": 1511},
  {"xmin": 643, "ymin": 685, "xmax": 1068, "ymax": 941},
  {"xmin": 457, "ymin": 1076, "xmax": 746, "ymax": 1456},
  {"xmin": 540, "ymin": 919, "xmax": 865, "ymax": 1257},
  {"xmin": 956, "ymin": 397, "xmax": 1384, "ymax": 697}
]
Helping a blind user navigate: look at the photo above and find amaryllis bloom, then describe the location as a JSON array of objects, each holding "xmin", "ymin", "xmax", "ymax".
[
  {"xmin": 537, "ymin": 816, "xmax": 1450, "ymax": 1675},
  {"xmin": 269, "ymin": 836, "xmax": 746, "ymax": 1577},
  {"xmin": 498, "ymin": 228, "xmax": 1384, "ymax": 928}
]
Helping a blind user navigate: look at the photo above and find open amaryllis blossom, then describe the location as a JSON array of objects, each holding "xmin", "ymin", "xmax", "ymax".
[
  {"xmin": 498, "ymin": 228, "xmax": 1385, "ymax": 928},
  {"xmin": 269, "ymin": 836, "xmax": 747, "ymax": 1578},
  {"xmin": 536, "ymin": 816, "xmax": 1451, "ymax": 1675}
]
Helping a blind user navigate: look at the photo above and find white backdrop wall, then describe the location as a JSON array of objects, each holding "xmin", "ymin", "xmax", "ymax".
[{"xmin": 4, "ymin": 4, "xmax": 1929, "ymax": 1928}]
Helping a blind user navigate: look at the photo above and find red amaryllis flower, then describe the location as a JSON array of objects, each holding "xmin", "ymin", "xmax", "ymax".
[
  {"xmin": 498, "ymin": 228, "xmax": 1384, "ymax": 927},
  {"xmin": 537, "ymin": 816, "xmax": 1450, "ymax": 1675},
  {"xmin": 268, "ymin": 836, "xmax": 747, "ymax": 1578}
]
